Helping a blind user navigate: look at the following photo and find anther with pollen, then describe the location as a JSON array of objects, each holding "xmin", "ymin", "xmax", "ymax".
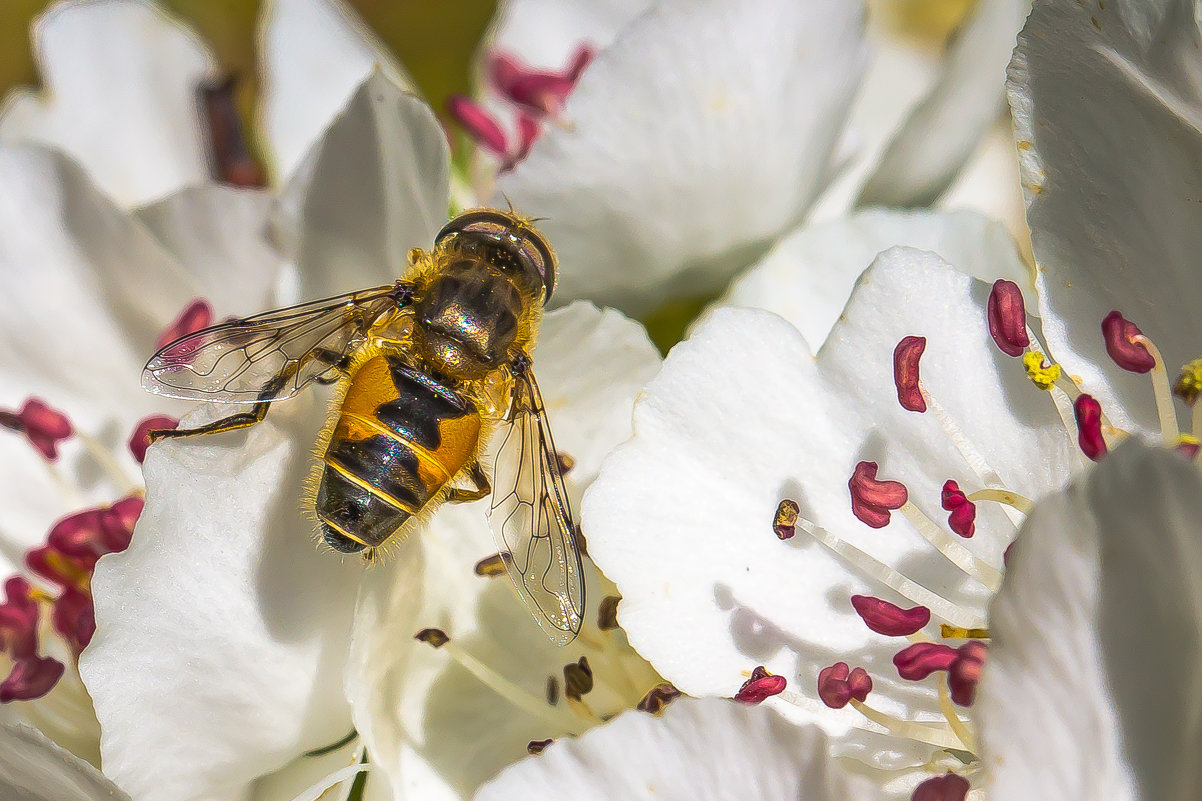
[{"xmin": 772, "ymin": 499, "xmax": 800, "ymax": 540}]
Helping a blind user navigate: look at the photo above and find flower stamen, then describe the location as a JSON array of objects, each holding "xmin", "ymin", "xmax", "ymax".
[
  {"xmin": 793, "ymin": 516, "xmax": 985, "ymax": 629},
  {"xmin": 414, "ymin": 628, "xmax": 584, "ymax": 734},
  {"xmin": 1131, "ymin": 333, "xmax": 1180, "ymax": 443},
  {"xmin": 897, "ymin": 504, "xmax": 1001, "ymax": 592}
]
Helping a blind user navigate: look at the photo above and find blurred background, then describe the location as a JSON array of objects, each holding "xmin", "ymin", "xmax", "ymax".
[
  {"xmin": 0, "ymin": 0, "xmax": 974, "ymax": 130},
  {"xmin": 0, "ymin": 0, "xmax": 497, "ymax": 130}
]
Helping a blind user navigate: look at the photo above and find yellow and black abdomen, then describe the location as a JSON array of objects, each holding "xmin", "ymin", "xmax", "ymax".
[{"xmin": 316, "ymin": 354, "xmax": 481, "ymax": 553}]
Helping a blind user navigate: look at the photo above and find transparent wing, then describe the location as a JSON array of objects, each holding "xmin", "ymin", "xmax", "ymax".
[
  {"xmin": 142, "ymin": 284, "xmax": 405, "ymax": 403},
  {"xmin": 488, "ymin": 369, "xmax": 585, "ymax": 645}
]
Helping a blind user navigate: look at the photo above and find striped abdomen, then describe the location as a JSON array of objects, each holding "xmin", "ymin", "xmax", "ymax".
[{"xmin": 316, "ymin": 354, "xmax": 481, "ymax": 553}]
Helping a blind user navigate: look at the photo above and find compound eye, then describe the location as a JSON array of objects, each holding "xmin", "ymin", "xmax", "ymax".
[{"xmin": 437, "ymin": 209, "xmax": 557, "ymax": 305}]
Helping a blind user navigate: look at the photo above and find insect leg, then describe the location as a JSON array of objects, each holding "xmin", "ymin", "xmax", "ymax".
[
  {"xmin": 312, "ymin": 348, "xmax": 353, "ymax": 386},
  {"xmin": 148, "ymin": 399, "xmax": 272, "ymax": 442},
  {"xmin": 446, "ymin": 462, "xmax": 491, "ymax": 503},
  {"xmin": 149, "ymin": 373, "xmax": 289, "ymax": 442}
]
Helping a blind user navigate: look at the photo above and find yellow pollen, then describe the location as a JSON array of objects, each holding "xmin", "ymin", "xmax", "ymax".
[
  {"xmin": 44, "ymin": 550, "xmax": 90, "ymax": 592},
  {"xmin": 1022, "ymin": 351, "xmax": 1061, "ymax": 390},
  {"xmin": 1177, "ymin": 433, "xmax": 1200, "ymax": 449},
  {"xmin": 26, "ymin": 586, "xmax": 57, "ymax": 605},
  {"xmin": 940, "ymin": 625, "xmax": 990, "ymax": 639},
  {"xmin": 1174, "ymin": 359, "xmax": 1202, "ymax": 406}
]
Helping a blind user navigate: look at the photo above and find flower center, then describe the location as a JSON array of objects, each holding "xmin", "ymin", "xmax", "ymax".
[{"xmin": 416, "ymin": 574, "xmax": 669, "ymax": 751}]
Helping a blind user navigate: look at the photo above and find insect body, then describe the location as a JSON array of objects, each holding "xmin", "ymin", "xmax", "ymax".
[{"xmin": 142, "ymin": 209, "xmax": 585, "ymax": 643}]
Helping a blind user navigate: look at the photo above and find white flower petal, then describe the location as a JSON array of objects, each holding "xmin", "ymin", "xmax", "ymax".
[
  {"xmin": 720, "ymin": 208, "xmax": 1031, "ymax": 349},
  {"xmin": 0, "ymin": 723, "xmax": 130, "ymax": 801},
  {"xmin": 246, "ymin": 730, "xmax": 360, "ymax": 801},
  {"xmin": 938, "ymin": 122, "xmax": 1030, "ymax": 257},
  {"xmin": 135, "ymin": 185, "xmax": 283, "ymax": 317},
  {"xmin": 474, "ymin": 697, "xmax": 873, "ymax": 801},
  {"xmin": 585, "ymin": 249, "xmax": 1073, "ymax": 764},
  {"xmin": 857, "ymin": 0, "xmax": 1029, "ymax": 207},
  {"xmin": 496, "ymin": 0, "xmax": 867, "ymax": 315},
  {"xmin": 1008, "ymin": 0, "xmax": 1202, "ymax": 430},
  {"xmin": 0, "ymin": 0, "xmax": 215, "ymax": 207},
  {"xmin": 0, "ymin": 146, "xmax": 209, "ymax": 547},
  {"xmin": 81, "ymin": 396, "xmax": 364, "ymax": 801},
  {"xmin": 277, "ymin": 72, "xmax": 450, "ymax": 301},
  {"xmin": 347, "ymin": 303, "xmax": 661, "ymax": 800},
  {"xmin": 0, "ymin": 146, "xmax": 198, "ymax": 408},
  {"xmin": 486, "ymin": 0, "xmax": 651, "ymax": 69},
  {"xmin": 980, "ymin": 441, "xmax": 1202, "ymax": 801},
  {"xmin": 259, "ymin": 0, "xmax": 412, "ymax": 183}
]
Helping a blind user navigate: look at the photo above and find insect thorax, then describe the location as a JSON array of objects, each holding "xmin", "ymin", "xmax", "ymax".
[{"xmin": 409, "ymin": 251, "xmax": 539, "ymax": 381}]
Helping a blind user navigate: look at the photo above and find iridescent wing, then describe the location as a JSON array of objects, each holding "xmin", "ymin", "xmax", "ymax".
[
  {"xmin": 488, "ymin": 368, "xmax": 585, "ymax": 645},
  {"xmin": 143, "ymin": 284, "xmax": 406, "ymax": 403}
]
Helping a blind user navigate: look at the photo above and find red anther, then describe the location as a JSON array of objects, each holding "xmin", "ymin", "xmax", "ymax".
[
  {"xmin": 987, "ymin": 280, "xmax": 1029, "ymax": 357},
  {"xmin": 849, "ymin": 462, "xmax": 908, "ymax": 528},
  {"xmin": 104, "ymin": 495, "xmax": 143, "ymax": 549},
  {"xmin": 446, "ymin": 95, "xmax": 510, "ymax": 157},
  {"xmin": 564, "ymin": 45, "xmax": 595, "ymax": 82},
  {"xmin": 0, "ymin": 655, "xmax": 64, "ymax": 703},
  {"xmin": 488, "ymin": 50, "xmax": 585, "ymax": 117},
  {"xmin": 893, "ymin": 642, "xmax": 957, "ymax": 680},
  {"xmin": 912, "ymin": 773, "xmax": 970, "ymax": 801},
  {"xmin": 130, "ymin": 414, "xmax": 178, "ymax": 463},
  {"xmin": 157, "ymin": 299, "xmax": 214, "ymax": 350},
  {"xmin": 26, "ymin": 545, "xmax": 93, "ymax": 591},
  {"xmin": 1074, "ymin": 394, "xmax": 1107, "ymax": 461},
  {"xmin": 734, "ymin": 666, "xmax": 787, "ymax": 704},
  {"xmin": 940, "ymin": 480, "xmax": 976, "ymax": 538},
  {"xmin": 893, "ymin": 336, "xmax": 927, "ymax": 413},
  {"xmin": 948, "ymin": 641, "xmax": 986, "ymax": 706},
  {"xmin": 51, "ymin": 587, "xmax": 95, "ymax": 653},
  {"xmin": 850, "ymin": 595, "xmax": 930, "ymax": 636},
  {"xmin": 37, "ymin": 497, "xmax": 142, "ymax": 582},
  {"xmin": 0, "ymin": 398, "xmax": 73, "ymax": 461},
  {"xmin": 1101, "ymin": 311, "xmax": 1155, "ymax": 374},
  {"xmin": 817, "ymin": 662, "xmax": 873, "ymax": 709},
  {"xmin": 1179, "ymin": 440, "xmax": 1201, "ymax": 460},
  {"xmin": 0, "ymin": 577, "xmax": 39, "ymax": 659},
  {"xmin": 511, "ymin": 114, "xmax": 541, "ymax": 166}
]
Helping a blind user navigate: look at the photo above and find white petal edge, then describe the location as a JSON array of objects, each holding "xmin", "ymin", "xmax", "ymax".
[
  {"xmin": 259, "ymin": 0, "xmax": 412, "ymax": 183},
  {"xmin": 135, "ymin": 185, "xmax": 284, "ymax": 318},
  {"xmin": 474, "ymin": 697, "xmax": 873, "ymax": 801},
  {"xmin": 0, "ymin": 0, "xmax": 215, "ymax": 207},
  {"xmin": 856, "ymin": 0, "xmax": 1029, "ymax": 207},
  {"xmin": 0, "ymin": 723, "xmax": 130, "ymax": 801},
  {"xmin": 718, "ymin": 207, "xmax": 1031, "ymax": 350},
  {"xmin": 979, "ymin": 440, "xmax": 1202, "ymax": 801},
  {"xmin": 496, "ymin": 0, "xmax": 868, "ymax": 315},
  {"xmin": 81, "ymin": 396, "xmax": 364, "ymax": 801},
  {"xmin": 275, "ymin": 71, "xmax": 450, "ymax": 301},
  {"xmin": 1008, "ymin": 0, "xmax": 1202, "ymax": 431}
]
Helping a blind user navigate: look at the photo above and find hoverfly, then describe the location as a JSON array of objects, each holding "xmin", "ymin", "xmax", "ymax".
[{"xmin": 141, "ymin": 209, "xmax": 584, "ymax": 644}]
